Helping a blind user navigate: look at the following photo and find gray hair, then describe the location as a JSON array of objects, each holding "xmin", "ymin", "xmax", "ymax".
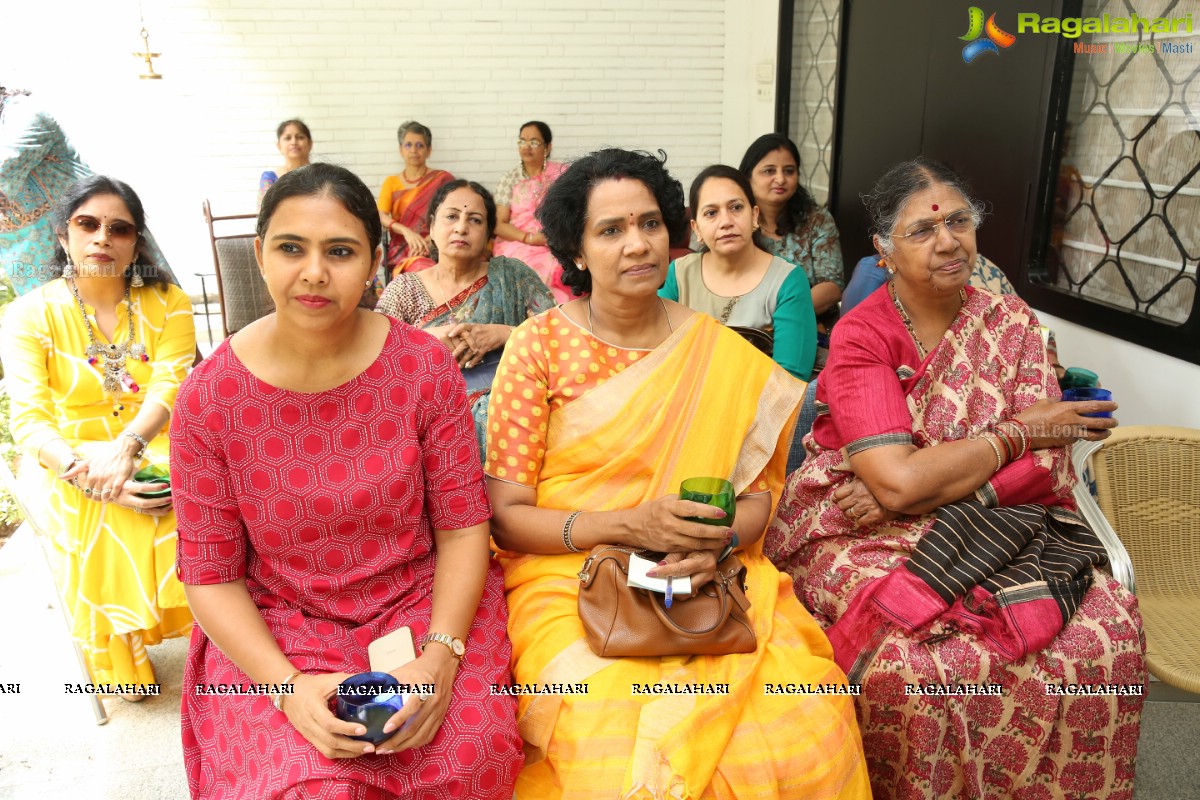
[
  {"xmin": 397, "ymin": 120, "xmax": 432, "ymax": 147},
  {"xmin": 863, "ymin": 157, "xmax": 986, "ymax": 254}
]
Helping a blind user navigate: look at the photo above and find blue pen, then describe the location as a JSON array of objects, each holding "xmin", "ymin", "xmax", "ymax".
[{"xmin": 665, "ymin": 577, "xmax": 673, "ymax": 608}]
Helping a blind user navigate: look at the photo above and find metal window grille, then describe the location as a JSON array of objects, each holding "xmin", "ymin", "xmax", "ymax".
[
  {"xmin": 1040, "ymin": 0, "xmax": 1200, "ymax": 324},
  {"xmin": 787, "ymin": 0, "xmax": 841, "ymax": 205}
]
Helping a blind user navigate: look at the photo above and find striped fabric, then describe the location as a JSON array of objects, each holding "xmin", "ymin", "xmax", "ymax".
[{"xmin": 909, "ymin": 501, "xmax": 1107, "ymax": 624}]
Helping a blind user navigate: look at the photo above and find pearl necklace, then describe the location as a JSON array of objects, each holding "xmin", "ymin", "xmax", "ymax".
[{"xmin": 68, "ymin": 279, "xmax": 149, "ymax": 415}]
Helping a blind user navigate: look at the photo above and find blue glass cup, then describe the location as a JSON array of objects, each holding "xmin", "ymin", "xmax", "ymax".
[
  {"xmin": 335, "ymin": 672, "xmax": 408, "ymax": 744},
  {"xmin": 1063, "ymin": 387, "xmax": 1113, "ymax": 418}
]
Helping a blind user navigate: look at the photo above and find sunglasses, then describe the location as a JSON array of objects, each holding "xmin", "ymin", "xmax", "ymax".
[{"xmin": 70, "ymin": 215, "xmax": 139, "ymax": 242}]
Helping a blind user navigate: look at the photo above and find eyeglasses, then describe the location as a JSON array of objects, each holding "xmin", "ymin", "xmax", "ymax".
[
  {"xmin": 517, "ymin": 138, "xmax": 545, "ymax": 149},
  {"xmin": 69, "ymin": 215, "xmax": 139, "ymax": 242},
  {"xmin": 894, "ymin": 210, "xmax": 977, "ymax": 245}
]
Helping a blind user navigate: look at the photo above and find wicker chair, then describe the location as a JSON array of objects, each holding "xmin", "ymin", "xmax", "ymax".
[
  {"xmin": 202, "ymin": 199, "xmax": 274, "ymax": 337},
  {"xmin": 1073, "ymin": 426, "xmax": 1200, "ymax": 694}
]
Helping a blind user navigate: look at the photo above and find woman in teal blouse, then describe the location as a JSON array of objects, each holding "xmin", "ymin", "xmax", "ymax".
[{"xmin": 659, "ymin": 164, "xmax": 817, "ymax": 381}]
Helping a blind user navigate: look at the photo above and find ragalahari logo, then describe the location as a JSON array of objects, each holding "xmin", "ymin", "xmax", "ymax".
[{"xmin": 960, "ymin": 7, "xmax": 1017, "ymax": 63}]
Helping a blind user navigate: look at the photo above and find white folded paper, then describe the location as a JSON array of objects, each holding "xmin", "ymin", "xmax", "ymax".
[{"xmin": 626, "ymin": 552, "xmax": 692, "ymax": 595}]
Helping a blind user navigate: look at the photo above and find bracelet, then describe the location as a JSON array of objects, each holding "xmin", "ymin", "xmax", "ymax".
[
  {"xmin": 993, "ymin": 427, "xmax": 1016, "ymax": 461},
  {"xmin": 122, "ymin": 429, "xmax": 149, "ymax": 460},
  {"xmin": 999, "ymin": 419, "xmax": 1030, "ymax": 459},
  {"xmin": 562, "ymin": 510, "xmax": 583, "ymax": 553},
  {"xmin": 982, "ymin": 434, "xmax": 1005, "ymax": 473},
  {"xmin": 273, "ymin": 670, "xmax": 302, "ymax": 711}
]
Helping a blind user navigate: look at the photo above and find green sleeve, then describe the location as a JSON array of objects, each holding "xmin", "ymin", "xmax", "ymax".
[
  {"xmin": 771, "ymin": 266, "xmax": 818, "ymax": 381},
  {"xmin": 658, "ymin": 260, "xmax": 680, "ymax": 301}
]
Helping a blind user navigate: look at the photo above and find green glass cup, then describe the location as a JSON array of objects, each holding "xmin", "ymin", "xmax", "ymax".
[
  {"xmin": 679, "ymin": 477, "xmax": 736, "ymax": 527},
  {"xmin": 132, "ymin": 463, "xmax": 171, "ymax": 499}
]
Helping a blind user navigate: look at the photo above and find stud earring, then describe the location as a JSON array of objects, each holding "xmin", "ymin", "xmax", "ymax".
[
  {"xmin": 63, "ymin": 255, "xmax": 75, "ymax": 279},
  {"xmin": 364, "ymin": 279, "xmax": 372, "ymax": 287},
  {"xmin": 129, "ymin": 263, "xmax": 144, "ymax": 288},
  {"xmin": 876, "ymin": 259, "xmax": 887, "ymax": 269}
]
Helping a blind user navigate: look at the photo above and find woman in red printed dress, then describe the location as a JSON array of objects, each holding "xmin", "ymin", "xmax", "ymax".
[
  {"xmin": 171, "ymin": 163, "xmax": 522, "ymax": 799},
  {"xmin": 764, "ymin": 157, "xmax": 1145, "ymax": 799}
]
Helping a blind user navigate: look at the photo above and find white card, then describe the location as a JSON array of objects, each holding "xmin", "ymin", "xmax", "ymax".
[{"xmin": 626, "ymin": 552, "xmax": 692, "ymax": 595}]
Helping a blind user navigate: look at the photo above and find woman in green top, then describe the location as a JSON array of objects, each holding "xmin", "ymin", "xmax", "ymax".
[{"xmin": 659, "ymin": 164, "xmax": 817, "ymax": 381}]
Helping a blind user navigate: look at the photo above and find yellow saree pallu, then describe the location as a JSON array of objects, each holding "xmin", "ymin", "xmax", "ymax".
[{"xmin": 498, "ymin": 316, "xmax": 869, "ymax": 799}]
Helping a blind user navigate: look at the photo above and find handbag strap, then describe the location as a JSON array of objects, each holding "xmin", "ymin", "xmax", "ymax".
[{"xmin": 648, "ymin": 574, "xmax": 734, "ymax": 637}]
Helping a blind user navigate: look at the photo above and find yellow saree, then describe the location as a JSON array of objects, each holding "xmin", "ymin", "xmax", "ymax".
[{"xmin": 490, "ymin": 311, "xmax": 869, "ymax": 799}]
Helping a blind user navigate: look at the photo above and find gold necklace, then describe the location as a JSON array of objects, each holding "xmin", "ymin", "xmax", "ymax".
[
  {"xmin": 585, "ymin": 297, "xmax": 675, "ymax": 344},
  {"xmin": 889, "ymin": 283, "xmax": 967, "ymax": 358},
  {"xmin": 403, "ymin": 166, "xmax": 429, "ymax": 184}
]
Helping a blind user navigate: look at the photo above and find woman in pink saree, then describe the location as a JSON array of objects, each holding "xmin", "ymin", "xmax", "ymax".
[
  {"xmin": 491, "ymin": 121, "xmax": 570, "ymax": 303},
  {"xmin": 765, "ymin": 158, "xmax": 1145, "ymax": 799}
]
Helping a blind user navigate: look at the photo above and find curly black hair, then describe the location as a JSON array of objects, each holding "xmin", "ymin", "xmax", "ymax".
[{"xmin": 537, "ymin": 148, "xmax": 687, "ymax": 297}]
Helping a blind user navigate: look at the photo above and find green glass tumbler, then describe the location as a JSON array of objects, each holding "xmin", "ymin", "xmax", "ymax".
[{"xmin": 679, "ymin": 477, "xmax": 736, "ymax": 527}]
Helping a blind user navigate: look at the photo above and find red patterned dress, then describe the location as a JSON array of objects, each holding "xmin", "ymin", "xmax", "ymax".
[
  {"xmin": 765, "ymin": 287, "xmax": 1145, "ymax": 800},
  {"xmin": 171, "ymin": 319, "xmax": 522, "ymax": 799}
]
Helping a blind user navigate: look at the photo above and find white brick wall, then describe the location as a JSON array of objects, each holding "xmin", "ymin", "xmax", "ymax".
[{"xmin": 3, "ymin": 0, "xmax": 776, "ymax": 294}]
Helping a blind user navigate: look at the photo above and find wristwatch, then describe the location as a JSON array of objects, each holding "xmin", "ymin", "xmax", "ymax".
[{"xmin": 423, "ymin": 632, "xmax": 465, "ymax": 659}]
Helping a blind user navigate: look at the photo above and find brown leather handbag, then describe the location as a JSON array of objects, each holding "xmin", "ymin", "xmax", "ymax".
[{"xmin": 576, "ymin": 546, "xmax": 757, "ymax": 657}]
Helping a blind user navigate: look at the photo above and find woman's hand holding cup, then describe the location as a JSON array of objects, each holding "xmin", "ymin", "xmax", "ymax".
[
  {"xmin": 1015, "ymin": 397, "xmax": 1118, "ymax": 449},
  {"xmin": 283, "ymin": 671, "xmax": 374, "ymax": 759},
  {"xmin": 626, "ymin": 494, "xmax": 732, "ymax": 554}
]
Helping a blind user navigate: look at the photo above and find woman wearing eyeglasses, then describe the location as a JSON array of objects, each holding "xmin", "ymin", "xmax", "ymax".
[
  {"xmin": 1, "ymin": 175, "xmax": 196, "ymax": 696},
  {"xmin": 764, "ymin": 157, "xmax": 1145, "ymax": 798},
  {"xmin": 377, "ymin": 120, "xmax": 455, "ymax": 276},
  {"xmin": 491, "ymin": 121, "xmax": 571, "ymax": 303},
  {"xmin": 0, "ymin": 85, "xmax": 179, "ymax": 297}
]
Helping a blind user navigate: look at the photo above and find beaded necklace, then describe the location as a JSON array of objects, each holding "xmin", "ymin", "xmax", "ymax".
[
  {"xmin": 888, "ymin": 282, "xmax": 967, "ymax": 359},
  {"xmin": 68, "ymin": 278, "xmax": 149, "ymax": 416}
]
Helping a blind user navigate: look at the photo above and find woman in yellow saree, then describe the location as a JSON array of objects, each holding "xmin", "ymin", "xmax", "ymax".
[{"xmin": 486, "ymin": 149, "xmax": 869, "ymax": 799}]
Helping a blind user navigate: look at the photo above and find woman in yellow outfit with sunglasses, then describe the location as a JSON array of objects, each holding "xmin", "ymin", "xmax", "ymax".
[{"xmin": 1, "ymin": 175, "xmax": 195, "ymax": 695}]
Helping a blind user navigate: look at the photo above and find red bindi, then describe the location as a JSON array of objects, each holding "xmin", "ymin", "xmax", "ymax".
[{"xmin": 931, "ymin": 204, "xmax": 939, "ymax": 211}]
